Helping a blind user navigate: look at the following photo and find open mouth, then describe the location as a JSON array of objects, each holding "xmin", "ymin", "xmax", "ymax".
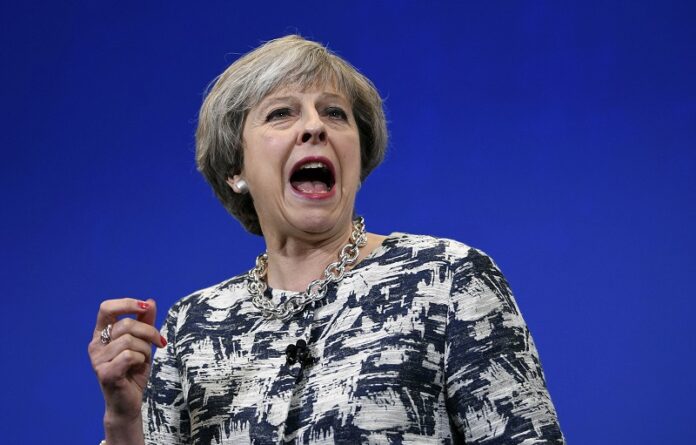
[{"xmin": 290, "ymin": 157, "xmax": 336, "ymax": 196}]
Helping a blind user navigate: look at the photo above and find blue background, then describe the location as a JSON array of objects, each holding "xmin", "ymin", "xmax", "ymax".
[{"xmin": 2, "ymin": 1, "xmax": 694, "ymax": 443}]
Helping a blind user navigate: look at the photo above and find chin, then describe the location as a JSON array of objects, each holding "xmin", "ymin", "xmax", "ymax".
[
  {"xmin": 289, "ymin": 208, "xmax": 350, "ymax": 235},
  {"xmin": 293, "ymin": 214, "xmax": 338, "ymax": 234}
]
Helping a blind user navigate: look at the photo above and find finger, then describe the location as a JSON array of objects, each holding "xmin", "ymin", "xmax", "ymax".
[
  {"xmin": 136, "ymin": 298, "xmax": 157, "ymax": 328},
  {"xmin": 110, "ymin": 317, "xmax": 165, "ymax": 348},
  {"xmin": 95, "ymin": 350, "xmax": 147, "ymax": 386},
  {"xmin": 96, "ymin": 333, "xmax": 154, "ymax": 365},
  {"xmin": 93, "ymin": 298, "xmax": 152, "ymax": 336}
]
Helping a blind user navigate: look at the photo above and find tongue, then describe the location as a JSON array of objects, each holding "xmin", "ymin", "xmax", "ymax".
[{"xmin": 292, "ymin": 181, "xmax": 329, "ymax": 194}]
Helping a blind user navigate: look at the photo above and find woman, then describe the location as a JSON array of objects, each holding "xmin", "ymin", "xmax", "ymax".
[{"xmin": 89, "ymin": 35, "xmax": 564, "ymax": 444}]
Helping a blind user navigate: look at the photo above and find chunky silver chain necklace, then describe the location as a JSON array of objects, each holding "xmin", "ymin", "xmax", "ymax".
[{"xmin": 247, "ymin": 217, "xmax": 367, "ymax": 321}]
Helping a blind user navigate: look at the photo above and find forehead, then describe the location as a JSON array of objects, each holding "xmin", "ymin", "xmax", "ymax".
[{"xmin": 255, "ymin": 80, "xmax": 351, "ymax": 107}]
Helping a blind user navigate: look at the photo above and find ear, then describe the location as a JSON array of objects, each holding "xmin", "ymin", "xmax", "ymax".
[{"xmin": 226, "ymin": 174, "xmax": 245, "ymax": 194}]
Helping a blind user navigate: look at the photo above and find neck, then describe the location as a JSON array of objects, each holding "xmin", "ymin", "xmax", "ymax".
[{"xmin": 263, "ymin": 221, "xmax": 355, "ymax": 292}]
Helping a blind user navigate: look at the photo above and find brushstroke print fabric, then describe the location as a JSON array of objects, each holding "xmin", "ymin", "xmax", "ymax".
[{"xmin": 142, "ymin": 233, "xmax": 564, "ymax": 444}]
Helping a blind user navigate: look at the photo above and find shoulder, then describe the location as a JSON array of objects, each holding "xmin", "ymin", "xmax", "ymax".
[
  {"xmin": 160, "ymin": 272, "xmax": 249, "ymax": 330},
  {"xmin": 382, "ymin": 232, "xmax": 495, "ymax": 269},
  {"xmin": 381, "ymin": 233, "xmax": 509, "ymax": 298}
]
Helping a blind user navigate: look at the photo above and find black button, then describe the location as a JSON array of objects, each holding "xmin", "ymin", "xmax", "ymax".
[
  {"xmin": 286, "ymin": 343, "xmax": 298, "ymax": 365},
  {"xmin": 285, "ymin": 339, "xmax": 314, "ymax": 367}
]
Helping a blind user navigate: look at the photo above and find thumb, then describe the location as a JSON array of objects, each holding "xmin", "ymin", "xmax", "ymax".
[{"xmin": 136, "ymin": 298, "xmax": 157, "ymax": 327}]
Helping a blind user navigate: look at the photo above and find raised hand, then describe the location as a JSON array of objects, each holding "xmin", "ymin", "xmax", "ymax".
[{"xmin": 88, "ymin": 298, "xmax": 166, "ymax": 444}]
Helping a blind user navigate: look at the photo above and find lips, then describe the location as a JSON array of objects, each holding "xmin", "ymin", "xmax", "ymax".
[{"xmin": 289, "ymin": 156, "xmax": 336, "ymax": 199}]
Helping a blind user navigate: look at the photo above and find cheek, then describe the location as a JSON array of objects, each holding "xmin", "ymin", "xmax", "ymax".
[
  {"xmin": 245, "ymin": 134, "xmax": 288, "ymax": 175},
  {"xmin": 344, "ymin": 136, "xmax": 363, "ymax": 178}
]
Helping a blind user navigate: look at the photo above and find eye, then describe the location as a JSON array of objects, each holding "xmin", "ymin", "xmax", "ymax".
[
  {"xmin": 265, "ymin": 107, "xmax": 293, "ymax": 122},
  {"xmin": 325, "ymin": 107, "xmax": 348, "ymax": 120}
]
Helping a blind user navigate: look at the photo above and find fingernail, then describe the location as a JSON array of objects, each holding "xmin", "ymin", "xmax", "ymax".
[
  {"xmin": 160, "ymin": 335, "xmax": 168, "ymax": 347},
  {"xmin": 138, "ymin": 301, "xmax": 150, "ymax": 309}
]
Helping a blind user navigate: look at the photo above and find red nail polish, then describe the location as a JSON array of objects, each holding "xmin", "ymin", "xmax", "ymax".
[
  {"xmin": 138, "ymin": 301, "xmax": 150, "ymax": 310},
  {"xmin": 160, "ymin": 335, "xmax": 168, "ymax": 347}
]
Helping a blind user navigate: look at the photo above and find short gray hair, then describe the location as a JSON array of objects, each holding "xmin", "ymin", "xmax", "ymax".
[{"xmin": 195, "ymin": 35, "xmax": 388, "ymax": 235}]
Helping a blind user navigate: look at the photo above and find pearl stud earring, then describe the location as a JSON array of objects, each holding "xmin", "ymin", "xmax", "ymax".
[{"xmin": 235, "ymin": 179, "xmax": 249, "ymax": 194}]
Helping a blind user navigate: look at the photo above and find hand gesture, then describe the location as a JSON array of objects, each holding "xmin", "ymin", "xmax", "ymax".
[{"xmin": 88, "ymin": 298, "xmax": 166, "ymax": 442}]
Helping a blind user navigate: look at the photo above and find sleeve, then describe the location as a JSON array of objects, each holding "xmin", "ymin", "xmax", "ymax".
[
  {"xmin": 141, "ymin": 303, "xmax": 191, "ymax": 445},
  {"xmin": 444, "ymin": 248, "xmax": 564, "ymax": 444}
]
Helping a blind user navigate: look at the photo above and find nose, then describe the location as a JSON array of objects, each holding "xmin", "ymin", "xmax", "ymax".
[{"xmin": 298, "ymin": 111, "xmax": 326, "ymax": 145}]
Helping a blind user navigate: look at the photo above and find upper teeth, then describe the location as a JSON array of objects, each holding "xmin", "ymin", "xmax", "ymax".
[{"xmin": 300, "ymin": 162, "xmax": 326, "ymax": 170}]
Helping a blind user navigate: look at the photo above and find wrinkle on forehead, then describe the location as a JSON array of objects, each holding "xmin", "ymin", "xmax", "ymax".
[
  {"xmin": 259, "ymin": 87, "xmax": 350, "ymax": 107},
  {"xmin": 247, "ymin": 68, "xmax": 354, "ymax": 111}
]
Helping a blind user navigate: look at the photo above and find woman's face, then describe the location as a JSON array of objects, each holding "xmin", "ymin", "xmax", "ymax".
[{"xmin": 232, "ymin": 84, "xmax": 361, "ymax": 238}]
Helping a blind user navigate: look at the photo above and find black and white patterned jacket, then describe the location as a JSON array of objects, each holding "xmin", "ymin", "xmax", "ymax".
[{"xmin": 143, "ymin": 233, "xmax": 564, "ymax": 444}]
